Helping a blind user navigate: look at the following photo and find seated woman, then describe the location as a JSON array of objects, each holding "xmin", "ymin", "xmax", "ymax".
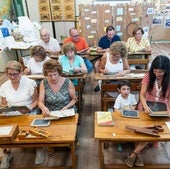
[
  {"xmin": 24, "ymin": 45, "xmax": 50, "ymax": 75},
  {"xmin": 126, "ymin": 26, "xmax": 152, "ymax": 69},
  {"xmin": 58, "ymin": 42, "xmax": 87, "ymax": 85},
  {"xmin": 125, "ymin": 55, "xmax": 170, "ymax": 168},
  {"xmin": 0, "ymin": 61, "xmax": 38, "ymax": 169},
  {"xmin": 98, "ymin": 41, "xmax": 130, "ymax": 93},
  {"xmin": 38, "ymin": 59, "xmax": 77, "ymax": 158}
]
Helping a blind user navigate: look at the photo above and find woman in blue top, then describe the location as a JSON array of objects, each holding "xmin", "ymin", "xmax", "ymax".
[{"xmin": 58, "ymin": 42, "xmax": 87, "ymax": 85}]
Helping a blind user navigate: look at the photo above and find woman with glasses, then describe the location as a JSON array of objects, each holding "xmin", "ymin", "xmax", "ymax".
[{"xmin": 0, "ymin": 61, "xmax": 38, "ymax": 169}]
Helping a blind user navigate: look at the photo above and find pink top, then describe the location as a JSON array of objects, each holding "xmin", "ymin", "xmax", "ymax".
[{"xmin": 138, "ymin": 72, "xmax": 170, "ymax": 110}]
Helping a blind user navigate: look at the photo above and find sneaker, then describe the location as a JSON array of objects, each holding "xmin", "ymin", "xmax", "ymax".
[
  {"xmin": 35, "ymin": 148, "xmax": 46, "ymax": 165},
  {"xmin": 94, "ymin": 85, "xmax": 100, "ymax": 92},
  {"xmin": 0, "ymin": 153, "xmax": 13, "ymax": 169}
]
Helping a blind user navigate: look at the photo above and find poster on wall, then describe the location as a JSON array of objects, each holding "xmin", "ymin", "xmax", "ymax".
[
  {"xmin": 164, "ymin": 17, "xmax": 170, "ymax": 28},
  {"xmin": 0, "ymin": 0, "xmax": 11, "ymax": 20}
]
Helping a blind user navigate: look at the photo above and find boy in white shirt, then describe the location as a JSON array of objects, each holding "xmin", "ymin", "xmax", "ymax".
[
  {"xmin": 114, "ymin": 80, "xmax": 138, "ymax": 152},
  {"xmin": 114, "ymin": 80, "xmax": 137, "ymax": 111}
]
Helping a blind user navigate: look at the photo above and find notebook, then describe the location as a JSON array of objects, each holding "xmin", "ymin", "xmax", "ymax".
[
  {"xmin": 96, "ymin": 111, "xmax": 114, "ymax": 126},
  {"xmin": 147, "ymin": 101, "xmax": 170, "ymax": 117}
]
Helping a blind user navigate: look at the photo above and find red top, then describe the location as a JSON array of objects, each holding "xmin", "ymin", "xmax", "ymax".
[{"xmin": 63, "ymin": 37, "xmax": 89, "ymax": 51}]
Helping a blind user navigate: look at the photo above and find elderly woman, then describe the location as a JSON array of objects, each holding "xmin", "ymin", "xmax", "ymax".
[
  {"xmin": 99, "ymin": 41, "xmax": 130, "ymax": 76},
  {"xmin": 37, "ymin": 59, "xmax": 77, "ymax": 160},
  {"xmin": 96, "ymin": 41, "xmax": 130, "ymax": 94},
  {"xmin": 126, "ymin": 26, "xmax": 152, "ymax": 70},
  {"xmin": 126, "ymin": 26, "xmax": 152, "ymax": 53},
  {"xmin": 24, "ymin": 45, "xmax": 50, "ymax": 75},
  {"xmin": 38, "ymin": 59, "xmax": 77, "ymax": 115},
  {"xmin": 58, "ymin": 42, "xmax": 87, "ymax": 85},
  {"xmin": 0, "ymin": 61, "xmax": 38, "ymax": 169}
]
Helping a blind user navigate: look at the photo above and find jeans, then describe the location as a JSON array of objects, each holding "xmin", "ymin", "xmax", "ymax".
[{"xmin": 84, "ymin": 58, "xmax": 93, "ymax": 73}]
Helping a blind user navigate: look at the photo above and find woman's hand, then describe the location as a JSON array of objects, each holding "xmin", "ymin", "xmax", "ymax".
[
  {"xmin": 116, "ymin": 70, "xmax": 126, "ymax": 77},
  {"xmin": 144, "ymin": 106, "xmax": 152, "ymax": 114},
  {"xmin": 24, "ymin": 68, "xmax": 31, "ymax": 75},
  {"xmin": 73, "ymin": 67, "xmax": 81, "ymax": 73},
  {"xmin": 41, "ymin": 106, "xmax": 50, "ymax": 117}
]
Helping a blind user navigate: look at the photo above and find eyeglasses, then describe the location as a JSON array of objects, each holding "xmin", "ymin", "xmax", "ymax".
[
  {"xmin": 7, "ymin": 73, "xmax": 20, "ymax": 77},
  {"xmin": 72, "ymin": 34, "xmax": 79, "ymax": 38}
]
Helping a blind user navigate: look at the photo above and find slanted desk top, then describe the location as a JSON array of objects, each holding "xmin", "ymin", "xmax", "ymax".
[{"xmin": 94, "ymin": 111, "xmax": 170, "ymax": 142}]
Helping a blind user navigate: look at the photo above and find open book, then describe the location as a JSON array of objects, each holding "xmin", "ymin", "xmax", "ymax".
[
  {"xmin": 96, "ymin": 111, "xmax": 114, "ymax": 126},
  {"xmin": 44, "ymin": 108, "xmax": 75, "ymax": 120}
]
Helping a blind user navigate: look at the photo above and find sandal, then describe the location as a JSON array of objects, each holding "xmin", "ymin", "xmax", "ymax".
[
  {"xmin": 135, "ymin": 154, "xmax": 144, "ymax": 167},
  {"xmin": 125, "ymin": 152, "xmax": 137, "ymax": 168}
]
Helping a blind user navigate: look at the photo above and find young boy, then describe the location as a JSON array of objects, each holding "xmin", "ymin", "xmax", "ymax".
[
  {"xmin": 114, "ymin": 80, "xmax": 138, "ymax": 152},
  {"xmin": 114, "ymin": 80, "xmax": 137, "ymax": 111}
]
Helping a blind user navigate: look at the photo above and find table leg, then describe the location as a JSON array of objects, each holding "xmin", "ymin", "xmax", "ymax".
[
  {"xmin": 99, "ymin": 140, "xmax": 104, "ymax": 169},
  {"xmin": 70, "ymin": 142, "xmax": 76, "ymax": 169}
]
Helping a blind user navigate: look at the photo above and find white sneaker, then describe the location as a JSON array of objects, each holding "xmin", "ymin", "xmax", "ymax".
[
  {"xmin": 35, "ymin": 148, "xmax": 46, "ymax": 165},
  {"xmin": 0, "ymin": 153, "xmax": 13, "ymax": 169}
]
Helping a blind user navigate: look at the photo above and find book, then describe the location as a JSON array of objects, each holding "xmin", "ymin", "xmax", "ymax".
[{"xmin": 96, "ymin": 111, "xmax": 114, "ymax": 126}]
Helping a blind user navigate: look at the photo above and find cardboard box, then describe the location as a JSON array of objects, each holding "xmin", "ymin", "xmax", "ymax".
[{"xmin": 0, "ymin": 124, "xmax": 19, "ymax": 144}]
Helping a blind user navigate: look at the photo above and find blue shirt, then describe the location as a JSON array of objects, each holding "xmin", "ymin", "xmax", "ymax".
[
  {"xmin": 98, "ymin": 35, "xmax": 121, "ymax": 49},
  {"xmin": 59, "ymin": 54, "xmax": 84, "ymax": 85}
]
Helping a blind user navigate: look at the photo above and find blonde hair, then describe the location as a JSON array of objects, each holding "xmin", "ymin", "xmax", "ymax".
[
  {"xmin": 6, "ymin": 61, "xmax": 22, "ymax": 73},
  {"xmin": 109, "ymin": 41, "xmax": 128, "ymax": 58}
]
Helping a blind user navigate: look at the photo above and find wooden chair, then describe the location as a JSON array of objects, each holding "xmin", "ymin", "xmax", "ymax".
[
  {"xmin": 128, "ymin": 52, "xmax": 151, "ymax": 70},
  {"xmin": 101, "ymin": 82, "xmax": 141, "ymax": 111}
]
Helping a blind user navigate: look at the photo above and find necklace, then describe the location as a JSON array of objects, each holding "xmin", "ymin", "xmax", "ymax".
[{"xmin": 155, "ymin": 79, "xmax": 162, "ymax": 102}]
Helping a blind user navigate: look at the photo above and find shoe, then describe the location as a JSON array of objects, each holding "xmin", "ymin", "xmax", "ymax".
[
  {"xmin": 135, "ymin": 155, "xmax": 144, "ymax": 167},
  {"xmin": 0, "ymin": 153, "xmax": 13, "ymax": 169},
  {"xmin": 35, "ymin": 148, "xmax": 46, "ymax": 165},
  {"xmin": 94, "ymin": 85, "xmax": 100, "ymax": 92},
  {"xmin": 124, "ymin": 152, "xmax": 136, "ymax": 168}
]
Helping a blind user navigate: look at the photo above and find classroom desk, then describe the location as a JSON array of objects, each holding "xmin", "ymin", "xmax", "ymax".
[
  {"xmin": 94, "ymin": 111, "xmax": 170, "ymax": 169},
  {"xmin": 95, "ymin": 71, "xmax": 146, "ymax": 110},
  {"xmin": 26, "ymin": 73, "xmax": 88, "ymax": 113},
  {"xmin": 95, "ymin": 71, "xmax": 146, "ymax": 81},
  {"xmin": 0, "ymin": 114, "xmax": 78, "ymax": 169},
  {"xmin": 128, "ymin": 51, "xmax": 151, "ymax": 70}
]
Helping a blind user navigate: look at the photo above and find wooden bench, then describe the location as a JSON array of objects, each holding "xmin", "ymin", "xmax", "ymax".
[{"xmin": 128, "ymin": 52, "xmax": 151, "ymax": 70}]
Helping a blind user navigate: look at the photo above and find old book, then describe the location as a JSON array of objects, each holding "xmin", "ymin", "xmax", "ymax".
[{"xmin": 96, "ymin": 111, "xmax": 114, "ymax": 126}]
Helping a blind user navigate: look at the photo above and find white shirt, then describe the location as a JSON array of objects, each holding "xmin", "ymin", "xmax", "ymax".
[
  {"xmin": 105, "ymin": 52, "xmax": 123, "ymax": 73},
  {"xmin": 38, "ymin": 37, "xmax": 61, "ymax": 52},
  {"xmin": 114, "ymin": 93, "xmax": 137, "ymax": 110},
  {"xmin": 26, "ymin": 56, "xmax": 50, "ymax": 74},
  {"xmin": 0, "ymin": 76, "xmax": 37, "ymax": 107}
]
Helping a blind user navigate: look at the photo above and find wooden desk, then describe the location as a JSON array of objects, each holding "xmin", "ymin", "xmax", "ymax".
[
  {"xmin": 94, "ymin": 111, "xmax": 170, "ymax": 169},
  {"xmin": 26, "ymin": 73, "xmax": 88, "ymax": 114},
  {"xmin": 95, "ymin": 71, "xmax": 146, "ymax": 81},
  {"xmin": 128, "ymin": 51, "xmax": 151, "ymax": 70},
  {"xmin": 0, "ymin": 114, "xmax": 78, "ymax": 169},
  {"xmin": 95, "ymin": 72, "xmax": 146, "ymax": 110}
]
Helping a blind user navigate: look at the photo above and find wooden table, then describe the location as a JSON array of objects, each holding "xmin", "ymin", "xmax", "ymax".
[
  {"xmin": 94, "ymin": 111, "xmax": 170, "ymax": 169},
  {"xmin": 26, "ymin": 73, "xmax": 88, "ymax": 114},
  {"xmin": 0, "ymin": 114, "xmax": 78, "ymax": 169},
  {"xmin": 95, "ymin": 71, "xmax": 146, "ymax": 110}
]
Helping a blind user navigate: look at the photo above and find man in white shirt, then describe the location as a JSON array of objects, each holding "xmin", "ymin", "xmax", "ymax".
[{"xmin": 39, "ymin": 28, "xmax": 61, "ymax": 58}]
